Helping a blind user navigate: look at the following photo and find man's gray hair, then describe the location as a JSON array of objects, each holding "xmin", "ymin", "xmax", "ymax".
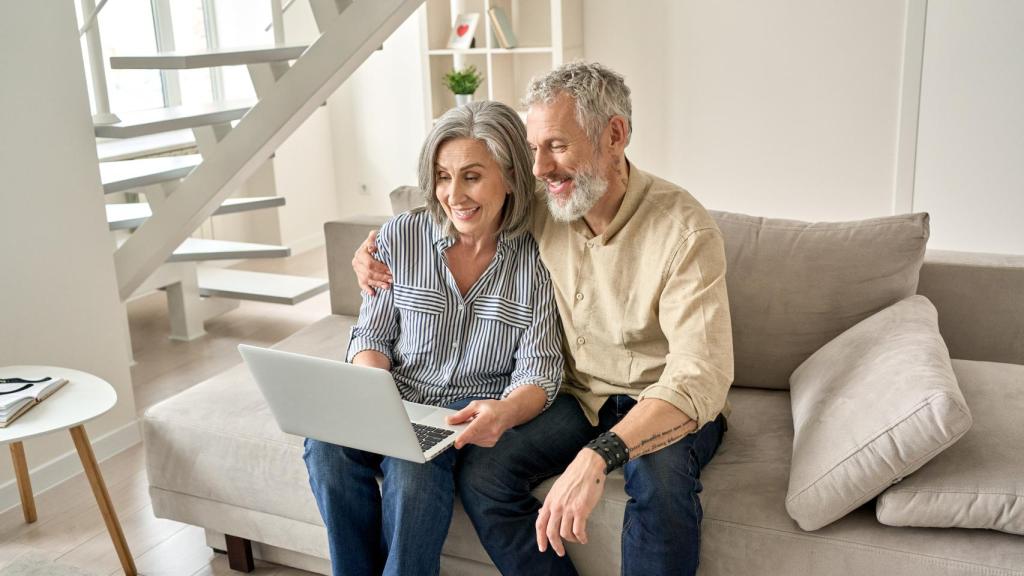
[
  {"xmin": 418, "ymin": 100, "xmax": 534, "ymax": 239},
  {"xmin": 523, "ymin": 60, "xmax": 632, "ymax": 146}
]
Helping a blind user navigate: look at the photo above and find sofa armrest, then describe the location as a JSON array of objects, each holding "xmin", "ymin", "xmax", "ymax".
[
  {"xmin": 917, "ymin": 249, "xmax": 1024, "ymax": 365},
  {"xmin": 324, "ymin": 216, "xmax": 389, "ymax": 317}
]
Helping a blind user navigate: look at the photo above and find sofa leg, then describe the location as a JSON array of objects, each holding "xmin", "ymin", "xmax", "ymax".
[{"xmin": 225, "ymin": 535, "xmax": 254, "ymax": 572}]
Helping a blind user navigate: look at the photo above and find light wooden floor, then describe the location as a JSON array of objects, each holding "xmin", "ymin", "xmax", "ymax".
[{"xmin": 0, "ymin": 247, "xmax": 333, "ymax": 576}]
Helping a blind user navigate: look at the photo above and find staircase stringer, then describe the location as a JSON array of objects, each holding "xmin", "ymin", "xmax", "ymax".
[{"xmin": 114, "ymin": 0, "xmax": 424, "ymax": 300}]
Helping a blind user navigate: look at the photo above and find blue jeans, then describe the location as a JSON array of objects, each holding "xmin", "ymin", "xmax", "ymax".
[
  {"xmin": 458, "ymin": 394, "xmax": 726, "ymax": 576},
  {"xmin": 303, "ymin": 398, "xmax": 474, "ymax": 576}
]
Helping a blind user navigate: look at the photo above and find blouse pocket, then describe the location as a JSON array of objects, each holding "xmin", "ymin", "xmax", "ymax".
[
  {"xmin": 393, "ymin": 283, "xmax": 446, "ymax": 354},
  {"xmin": 474, "ymin": 294, "xmax": 533, "ymax": 333}
]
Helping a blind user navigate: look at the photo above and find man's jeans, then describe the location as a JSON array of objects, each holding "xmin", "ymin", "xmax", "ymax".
[
  {"xmin": 458, "ymin": 394, "xmax": 726, "ymax": 576},
  {"xmin": 303, "ymin": 398, "xmax": 473, "ymax": 576}
]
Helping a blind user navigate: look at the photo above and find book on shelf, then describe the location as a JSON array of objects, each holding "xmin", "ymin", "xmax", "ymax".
[
  {"xmin": 0, "ymin": 376, "xmax": 68, "ymax": 428},
  {"xmin": 488, "ymin": 7, "xmax": 518, "ymax": 49},
  {"xmin": 447, "ymin": 13, "xmax": 480, "ymax": 50}
]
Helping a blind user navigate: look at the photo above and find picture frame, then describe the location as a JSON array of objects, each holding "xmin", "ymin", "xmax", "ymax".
[{"xmin": 447, "ymin": 13, "xmax": 480, "ymax": 50}]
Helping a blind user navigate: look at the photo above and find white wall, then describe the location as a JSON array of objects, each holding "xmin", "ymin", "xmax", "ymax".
[
  {"xmin": 0, "ymin": 3, "xmax": 138, "ymax": 508},
  {"xmin": 912, "ymin": 0, "xmax": 1024, "ymax": 255},
  {"xmin": 215, "ymin": 2, "xmax": 426, "ymax": 253},
  {"xmin": 325, "ymin": 9, "xmax": 429, "ymax": 219},
  {"xmin": 583, "ymin": 0, "xmax": 909, "ymax": 222}
]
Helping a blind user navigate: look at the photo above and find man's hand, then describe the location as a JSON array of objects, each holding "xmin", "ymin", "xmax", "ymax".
[
  {"xmin": 447, "ymin": 399, "xmax": 515, "ymax": 448},
  {"xmin": 352, "ymin": 230, "xmax": 393, "ymax": 296},
  {"xmin": 535, "ymin": 448, "xmax": 606, "ymax": 557}
]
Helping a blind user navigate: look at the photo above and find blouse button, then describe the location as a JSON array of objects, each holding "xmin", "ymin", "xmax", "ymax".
[{"xmin": 576, "ymin": 336, "xmax": 586, "ymax": 345}]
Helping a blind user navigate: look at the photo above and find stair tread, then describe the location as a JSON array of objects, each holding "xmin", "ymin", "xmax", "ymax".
[
  {"xmin": 196, "ymin": 267, "xmax": 329, "ymax": 304},
  {"xmin": 168, "ymin": 238, "xmax": 290, "ymax": 262},
  {"xmin": 100, "ymin": 154, "xmax": 202, "ymax": 194},
  {"xmin": 94, "ymin": 100, "xmax": 254, "ymax": 139},
  {"xmin": 106, "ymin": 196, "xmax": 284, "ymax": 230},
  {"xmin": 111, "ymin": 44, "xmax": 308, "ymax": 70}
]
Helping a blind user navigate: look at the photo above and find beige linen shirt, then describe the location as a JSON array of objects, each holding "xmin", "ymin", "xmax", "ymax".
[{"xmin": 532, "ymin": 163, "xmax": 734, "ymax": 428}]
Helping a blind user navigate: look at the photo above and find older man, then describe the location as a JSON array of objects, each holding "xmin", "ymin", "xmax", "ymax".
[{"xmin": 356, "ymin": 61, "xmax": 733, "ymax": 575}]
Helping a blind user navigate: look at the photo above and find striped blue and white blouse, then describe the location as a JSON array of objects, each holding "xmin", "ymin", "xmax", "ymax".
[{"xmin": 347, "ymin": 209, "xmax": 563, "ymax": 408}]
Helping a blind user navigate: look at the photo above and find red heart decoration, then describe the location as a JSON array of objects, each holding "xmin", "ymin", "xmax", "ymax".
[{"xmin": 457, "ymin": 24, "xmax": 469, "ymax": 37}]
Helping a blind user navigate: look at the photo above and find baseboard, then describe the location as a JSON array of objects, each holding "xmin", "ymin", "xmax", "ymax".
[{"xmin": 0, "ymin": 419, "xmax": 142, "ymax": 515}]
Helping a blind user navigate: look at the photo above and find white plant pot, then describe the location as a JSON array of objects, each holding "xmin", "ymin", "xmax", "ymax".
[{"xmin": 455, "ymin": 93, "xmax": 472, "ymax": 107}]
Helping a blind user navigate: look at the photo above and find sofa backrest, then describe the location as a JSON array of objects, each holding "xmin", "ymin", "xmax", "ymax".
[
  {"xmin": 326, "ymin": 187, "xmax": 1021, "ymax": 386},
  {"xmin": 712, "ymin": 211, "xmax": 930, "ymax": 389},
  {"xmin": 917, "ymin": 250, "xmax": 1024, "ymax": 367}
]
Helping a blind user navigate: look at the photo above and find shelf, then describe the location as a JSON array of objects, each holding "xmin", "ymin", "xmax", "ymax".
[
  {"xmin": 428, "ymin": 48, "xmax": 490, "ymax": 55},
  {"xmin": 489, "ymin": 47, "xmax": 554, "ymax": 55},
  {"xmin": 421, "ymin": 0, "xmax": 582, "ymax": 123},
  {"xmin": 428, "ymin": 47, "xmax": 553, "ymax": 56}
]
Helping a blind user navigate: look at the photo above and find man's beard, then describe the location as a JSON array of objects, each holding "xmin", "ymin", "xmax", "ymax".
[{"xmin": 545, "ymin": 163, "xmax": 608, "ymax": 223}]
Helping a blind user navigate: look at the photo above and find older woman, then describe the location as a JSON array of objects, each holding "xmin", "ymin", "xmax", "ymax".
[{"xmin": 303, "ymin": 101, "xmax": 563, "ymax": 576}]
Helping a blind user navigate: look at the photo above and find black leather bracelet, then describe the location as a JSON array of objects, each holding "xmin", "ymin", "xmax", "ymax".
[{"xmin": 585, "ymin": 431, "xmax": 630, "ymax": 474}]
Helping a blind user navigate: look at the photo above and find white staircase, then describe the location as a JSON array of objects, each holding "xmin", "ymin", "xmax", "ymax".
[
  {"xmin": 110, "ymin": 44, "xmax": 309, "ymax": 70},
  {"xmin": 91, "ymin": 0, "xmax": 425, "ymax": 342},
  {"xmin": 93, "ymin": 100, "xmax": 254, "ymax": 139},
  {"xmin": 101, "ymin": 155, "xmax": 202, "ymax": 194},
  {"xmin": 106, "ymin": 196, "xmax": 285, "ymax": 230}
]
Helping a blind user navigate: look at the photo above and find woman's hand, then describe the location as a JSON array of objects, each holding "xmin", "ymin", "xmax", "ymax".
[
  {"xmin": 352, "ymin": 230, "xmax": 393, "ymax": 295},
  {"xmin": 447, "ymin": 399, "xmax": 515, "ymax": 448},
  {"xmin": 447, "ymin": 385, "xmax": 547, "ymax": 448}
]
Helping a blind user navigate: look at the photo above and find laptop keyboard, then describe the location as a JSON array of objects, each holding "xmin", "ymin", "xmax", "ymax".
[{"xmin": 413, "ymin": 423, "xmax": 455, "ymax": 453}]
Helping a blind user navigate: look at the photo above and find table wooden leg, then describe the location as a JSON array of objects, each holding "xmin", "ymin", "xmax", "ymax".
[
  {"xmin": 69, "ymin": 425, "xmax": 137, "ymax": 576},
  {"xmin": 9, "ymin": 442, "xmax": 37, "ymax": 523}
]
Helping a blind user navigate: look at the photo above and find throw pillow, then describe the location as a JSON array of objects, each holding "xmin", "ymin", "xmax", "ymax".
[
  {"xmin": 876, "ymin": 359, "xmax": 1024, "ymax": 535},
  {"xmin": 786, "ymin": 295, "xmax": 972, "ymax": 531},
  {"xmin": 710, "ymin": 211, "xmax": 930, "ymax": 390}
]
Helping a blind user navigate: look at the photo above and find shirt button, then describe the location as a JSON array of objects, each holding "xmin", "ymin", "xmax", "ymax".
[
  {"xmin": 576, "ymin": 336, "xmax": 586, "ymax": 345},
  {"xmin": 575, "ymin": 292, "xmax": 584, "ymax": 301},
  {"xmin": 457, "ymin": 304, "xmax": 465, "ymax": 312},
  {"xmin": 451, "ymin": 341, "xmax": 459, "ymax": 349},
  {"xmin": 586, "ymin": 241, "xmax": 595, "ymax": 248}
]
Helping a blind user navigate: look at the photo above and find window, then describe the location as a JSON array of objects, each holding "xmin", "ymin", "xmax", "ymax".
[{"xmin": 79, "ymin": 0, "xmax": 277, "ymax": 115}]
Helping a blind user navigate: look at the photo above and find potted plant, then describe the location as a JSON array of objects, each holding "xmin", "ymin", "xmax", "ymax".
[{"xmin": 443, "ymin": 65, "xmax": 484, "ymax": 106}]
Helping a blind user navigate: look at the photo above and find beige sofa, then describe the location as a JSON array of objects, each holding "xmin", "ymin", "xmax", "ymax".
[{"xmin": 143, "ymin": 210, "xmax": 1024, "ymax": 575}]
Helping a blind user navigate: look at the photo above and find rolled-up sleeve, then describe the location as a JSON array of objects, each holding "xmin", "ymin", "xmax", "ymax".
[
  {"xmin": 346, "ymin": 227, "xmax": 399, "ymax": 364},
  {"xmin": 638, "ymin": 228, "xmax": 734, "ymax": 429},
  {"xmin": 502, "ymin": 254, "xmax": 564, "ymax": 409}
]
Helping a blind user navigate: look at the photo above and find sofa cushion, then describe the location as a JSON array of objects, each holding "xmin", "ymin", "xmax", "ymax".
[
  {"xmin": 711, "ymin": 211, "xmax": 929, "ymax": 390},
  {"xmin": 876, "ymin": 359, "xmax": 1024, "ymax": 534},
  {"xmin": 701, "ymin": 386, "xmax": 1023, "ymax": 576},
  {"xmin": 785, "ymin": 295, "xmax": 972, "ymax": 531}
]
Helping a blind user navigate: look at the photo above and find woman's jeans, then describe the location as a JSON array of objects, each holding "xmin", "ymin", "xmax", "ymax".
[
  {"xmin": 303, "ymin": 398, "xmax": 473, "ymax": 576},
  {"xmin": 457, "ymin": 394, "xmax": 726, "ymax": 576}
]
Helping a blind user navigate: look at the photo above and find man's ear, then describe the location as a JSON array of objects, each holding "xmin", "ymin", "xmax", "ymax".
[{"xmin": 606, "ymin": 115, "xmax": 629, "ymax": 153}]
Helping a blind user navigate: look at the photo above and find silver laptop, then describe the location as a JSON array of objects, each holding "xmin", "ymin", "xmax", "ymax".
[{"xmin": 238, "ymin": 344, "xmax": 467, "ymax": 463}]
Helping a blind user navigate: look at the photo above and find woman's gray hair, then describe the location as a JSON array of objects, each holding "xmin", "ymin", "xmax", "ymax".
[
  {"xmin": 418, "ymin": 100, "xmax": 534, "ymax": 239},
  {"xmin": 523, "ymin": 60, "xmax": 632, "ymax": 146}
]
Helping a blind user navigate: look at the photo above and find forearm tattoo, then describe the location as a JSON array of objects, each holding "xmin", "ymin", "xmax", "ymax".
[{"xmin": 627, "ymin": 422, "xmax": 694, "ymax": 458}]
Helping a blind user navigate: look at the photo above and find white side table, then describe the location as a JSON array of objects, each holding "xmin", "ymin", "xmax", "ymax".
[{"xmin": 0, "ymin": 366, "xmax": 136, "ymax": 576}]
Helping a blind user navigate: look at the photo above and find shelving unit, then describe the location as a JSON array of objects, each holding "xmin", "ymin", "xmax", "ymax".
[{"xmin": 421, "ymin": 0, "xmax": 582, "ymax": 123}]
